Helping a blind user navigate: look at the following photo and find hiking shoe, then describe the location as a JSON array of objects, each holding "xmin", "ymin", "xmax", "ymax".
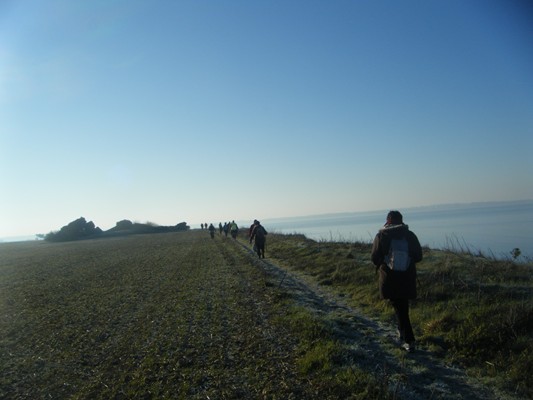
[{"xmin": 402, "ymin": 342, "xmax": 415, "ymax": 353}]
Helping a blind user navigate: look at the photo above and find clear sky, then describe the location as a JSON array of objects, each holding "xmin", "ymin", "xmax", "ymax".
[{"xmin": 1, "ymin": 0, "xmax": 532, "ymax": 237}]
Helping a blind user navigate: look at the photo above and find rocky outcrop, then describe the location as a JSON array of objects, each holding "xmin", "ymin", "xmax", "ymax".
[{"xmin": 45, "ymin": 217, "xmax": 190, "ymax": 242}]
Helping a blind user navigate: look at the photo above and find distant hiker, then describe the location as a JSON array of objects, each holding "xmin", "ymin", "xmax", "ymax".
[
  {"xmin": 371, "ymin": 210, "xmax": 423, "ymax": 352},
  {"xmin": 250, "ymin": 220, "xmax": 268, "ymax": 258},
  {"xmin": 248, "ymin": 219, "xmax": 259, "ymax": 255},
  {"xmin": 219, "ymin": 222, "xmax": 223, "ymax": 235},
  {"xmin": 208, "ymin": 223, "xmax": 216, "ymax": 239},
  {"xmin": 201, "ymin": 223, "xmax": 204, "ymax": 230},
  {"xmin": 230, "ymin": 221, "xmax": 239, "ymax": 239},
  {"xmin": 249, "ymin": 219, "xmax": 258, "ymax": 238},
  {"xmin": 223, "ymin": 222, "xmax": 229, "ymax": 237}
]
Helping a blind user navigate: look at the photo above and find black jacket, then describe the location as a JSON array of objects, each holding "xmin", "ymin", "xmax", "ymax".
[
  {"xmin": 371, "ymin": 224, "xmax": 422, "ymax": 299},
  {"xmin": 250, "ymin": 224, "xmax": 267, "ymax": 243}
]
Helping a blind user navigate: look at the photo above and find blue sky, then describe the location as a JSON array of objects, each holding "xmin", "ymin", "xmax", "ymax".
[{"xmin": 1, "ymin": 0, "xmax": 532, "ymax": 237}]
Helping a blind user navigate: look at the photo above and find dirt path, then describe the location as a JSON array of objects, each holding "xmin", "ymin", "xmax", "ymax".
[{"xmin": 230, "ymin": 237, "xmax": 514, "ymax": 400}]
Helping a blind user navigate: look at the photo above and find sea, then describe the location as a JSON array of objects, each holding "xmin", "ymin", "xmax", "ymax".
[{"xmin": 261, "ymin": 200, "xmax": 533, "ymax": 260}]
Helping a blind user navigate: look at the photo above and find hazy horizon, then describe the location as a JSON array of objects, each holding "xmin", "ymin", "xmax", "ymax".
[{"xmin": 2, "ymin": 198, "xmax": 531, "ymax": 241}]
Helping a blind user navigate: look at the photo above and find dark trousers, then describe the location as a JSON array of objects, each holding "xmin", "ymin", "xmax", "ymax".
[
  {"xmin": 255, "ymin": 239, "xmax": 265, "ymax": 258},
  {"xmin": 390, "ymin": 299, "xmax": 415, "ymax": 343}
]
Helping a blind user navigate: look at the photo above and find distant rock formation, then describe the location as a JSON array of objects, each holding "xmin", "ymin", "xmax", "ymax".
[
  {"xmin": 112, "ymin": 219, "xmax": 135, "ymax": 231},
  {"xmin": 44, "ymin": 217, "xmax": 102, "ymax": 242},
  {"xmin": 44, "ymin": 217, "xmax": 190, "ymax": 242},
  {"xmin": 107, "ymin": 220, "xmax": 190, "ymax": 234}
]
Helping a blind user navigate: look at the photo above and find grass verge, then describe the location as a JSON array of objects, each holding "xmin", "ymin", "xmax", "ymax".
[{"xmin": 263, "ymin": 232, "xmax": 533, "ymax": 398}]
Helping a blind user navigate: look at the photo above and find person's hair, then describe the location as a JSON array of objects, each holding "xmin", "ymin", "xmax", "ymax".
[{"xmin": 387, "ymin": 210, "xmax": 403, "ymax": 224}]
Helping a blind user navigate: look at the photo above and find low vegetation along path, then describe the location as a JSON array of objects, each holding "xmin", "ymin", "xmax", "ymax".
[{"xmin": 0, "ymin": 230, "xmax": 505, "ymax": 399}]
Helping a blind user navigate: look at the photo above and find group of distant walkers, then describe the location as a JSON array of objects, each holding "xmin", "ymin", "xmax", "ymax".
[
  {"xmin": 201, "ymin": 210, "xmax": 423, "ymax": 353},
  {"xmin": 201, "ymin": 221, "xmax": 239, "ymax": 239},
  {"xmin": 200, "ymin": 220, "xmax": 268, "ymax": 258}
]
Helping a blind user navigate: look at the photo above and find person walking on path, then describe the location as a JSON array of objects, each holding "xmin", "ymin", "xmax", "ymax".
[
  {"xmin": 223, "ymin": 222, "xmax": 229, "ymax": 237},
  {"xmin": 250, "ymin": 220, "xmax": 268, "ymax": 258},
  {"xmin": 248, "ymin": 220, "xmax": 258, "ymax": 252},
  {"xmin": 371, "ymin": 210, "xmax": 423, "ymax": 352},
  {"xmin": 208, "ymin": 223, "xmax": 216, "ymax": 239},
  {"xmin": 230, "ymin": 221, "xmax": 239, "ymax": 239},
  {"xmin": 249, "ymin": 219, "xmax": 258, "ymax": 238}
]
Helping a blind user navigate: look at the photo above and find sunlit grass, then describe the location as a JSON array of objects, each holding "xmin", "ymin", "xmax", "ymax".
[{"xmin": 265, "ymin": 232, "xmax": 533, "ymax": 398}]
